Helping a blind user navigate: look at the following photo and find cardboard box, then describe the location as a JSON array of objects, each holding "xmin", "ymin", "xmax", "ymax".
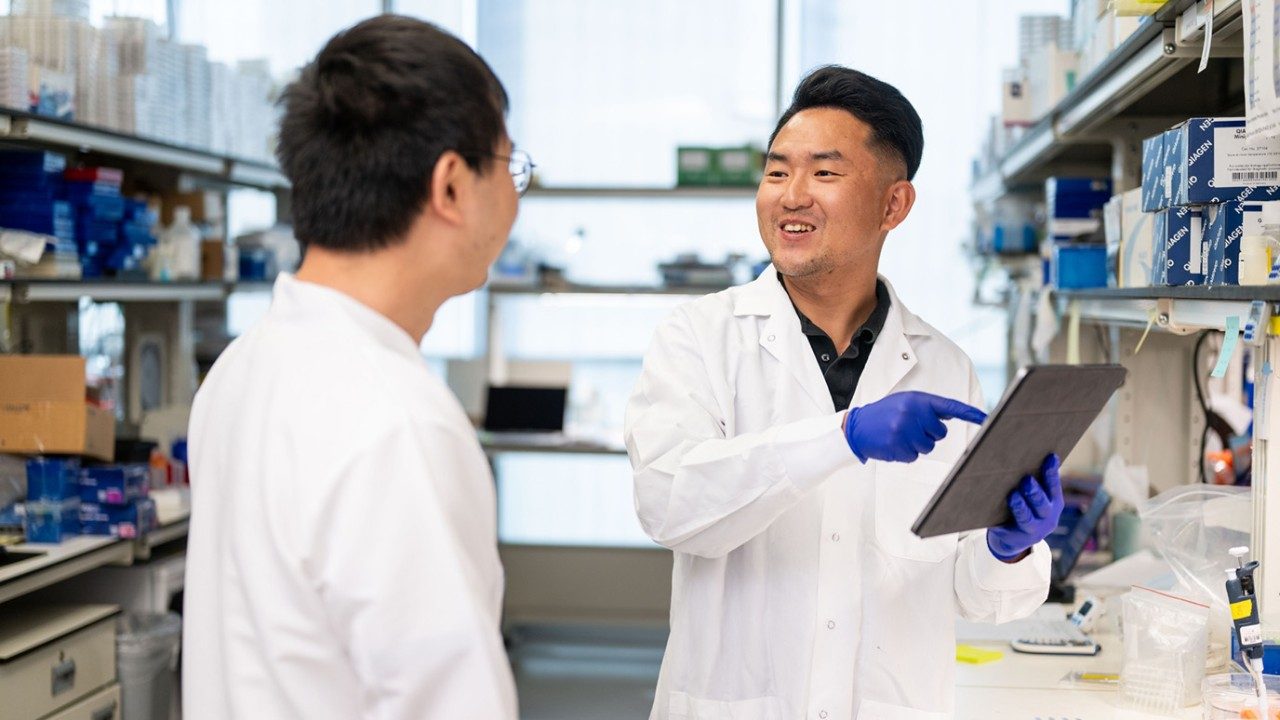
[
  {"xmin": 676, "ymin": 147, "xmax": 715, "ymax": 187},
  {"xmin": 0, "ymin": 355, "xmax": 114, "ymax": 461},
  {"xmin": 1028, "ymin": 46, "xmax": 1079, "ymax": 119},
  {"xmin": 1001, "ymin": 69, "xmax": 1033, "ymax": 127},
  {"xmin": 1118, "ymin": 189, "xmax": 1156, "ymax": 288},
  {"xmin": 1152, "ymin": 206, "xmax": 1207, "ymax": 286},
  {"xmin": 1166, "ymin": 118, "xmax": 1280, "ymax": 206}
]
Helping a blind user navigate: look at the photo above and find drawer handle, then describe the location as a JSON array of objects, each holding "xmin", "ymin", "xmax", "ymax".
[
  {"xmin": 51, "ymin": 656, "xmax": 76, "ymax": 695},
  {"xmin": 90, "ymin": 699, "xmax": 118, "ymax": 720}
]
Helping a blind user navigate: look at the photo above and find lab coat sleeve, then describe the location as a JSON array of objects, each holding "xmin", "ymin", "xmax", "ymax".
[
  {"xmin": 952, "ymin": 366, "xmax": 1052, "ymax": 623},
  {"xmin": 625, "ymin": 307, "xmax": 853, "ymax": 559},
  {"xmin": 306, "ymin": 423, "xmax": 517, "ymax": 720}
]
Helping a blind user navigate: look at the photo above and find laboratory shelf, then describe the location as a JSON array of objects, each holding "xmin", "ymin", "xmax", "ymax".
[
  {"xmin": 971, "ymin": 0, "xmax": 1243, "ymax": 204},
  {"xmin": 2, "ymin": 279, "xmax": 228, "ymax": 303},
  {"xmin": 479, "ymin": 434, "xmax": 629, "ymax": 456},
  {"xmin": 523, "ymin": 186, "xmax": 756, "ymax": 199},
  {"xmin": 0, "ymin": 108, "xmax": 288, "ymax": 191},
  {"xmin": 142, "ymin": 518, "xmax": 189, "ymax": 552},
  {"xmin": 0, "ymin": 536, "xmax": 132, "ymax": 606},
  {"xmin": 488, "ymin": 282, "xmax": 729, "ymax": 296},
  {"xmin": 1056, "ymin": 286, "xmax": 1280, "ymax": 331}
]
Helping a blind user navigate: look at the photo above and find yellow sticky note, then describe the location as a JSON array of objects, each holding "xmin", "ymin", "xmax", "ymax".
[{"xmin": 956, "ymin": 644, "xmax": 1003, "ymax": 665}]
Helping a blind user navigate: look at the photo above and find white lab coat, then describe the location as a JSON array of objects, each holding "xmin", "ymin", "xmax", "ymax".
[
  {"xmin": 184, "ymin": 274, "xmax": 516, "ymax": 720},
  {"xmin": 624, "ymin": 266, "xmax": 1050, "ymax": 720}
]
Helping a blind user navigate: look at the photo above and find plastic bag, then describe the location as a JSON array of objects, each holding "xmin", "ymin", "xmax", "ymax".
[
  {"xmin": 1140, "ymin": 484, "xmax": 1250, "ymax": 668},
  {"xmin": 1121, "ymin": 586, "xmax": 1211, "ymax": 713}
]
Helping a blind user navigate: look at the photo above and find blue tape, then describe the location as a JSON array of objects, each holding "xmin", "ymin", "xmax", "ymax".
[{"xmin": 1212, "ymin": 316, "xmax": 1241, "ymax": 379}]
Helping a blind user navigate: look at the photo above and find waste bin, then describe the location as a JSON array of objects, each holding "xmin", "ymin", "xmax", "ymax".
[{"xmin": 117, "ymin": 612, "xmax": 182, "ymax": 720}]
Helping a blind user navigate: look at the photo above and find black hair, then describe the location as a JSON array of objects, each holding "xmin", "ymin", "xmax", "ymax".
[
  {"xmin": 769, "ymin": 65, "xmax": 923, "ymax": 181},
  {"xmin": 276, "ymin": 15, "xmax": 509, "ymax": 252}
]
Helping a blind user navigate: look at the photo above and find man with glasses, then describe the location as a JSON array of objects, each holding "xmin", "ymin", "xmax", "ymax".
[{"xmin": 184, "ymin": 16, "xmax": 527, "ymax": 720}]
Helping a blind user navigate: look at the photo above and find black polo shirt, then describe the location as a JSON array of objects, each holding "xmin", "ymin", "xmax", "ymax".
[{"xmin": 784, "ymin": 278, "xmax": 891, "ymax": 412}]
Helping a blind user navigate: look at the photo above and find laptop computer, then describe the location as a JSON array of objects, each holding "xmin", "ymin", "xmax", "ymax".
[{"xmin": 481, "ymin": 386, "xmax": 568, "ymax": 441}]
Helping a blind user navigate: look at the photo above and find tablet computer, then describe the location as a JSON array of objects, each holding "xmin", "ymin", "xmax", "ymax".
[{"xmin": 910, "ymin": 364, "xmax": 1127, "ymax": 539}]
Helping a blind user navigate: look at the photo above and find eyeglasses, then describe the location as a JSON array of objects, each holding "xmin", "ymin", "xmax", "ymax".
[{"xmin": 466, "ymin": 148, "xmax": 536, "ymax": 196}]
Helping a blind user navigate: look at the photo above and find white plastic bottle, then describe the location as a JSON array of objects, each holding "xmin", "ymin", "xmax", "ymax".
[
  {"xmin": 163, "ymin": 206, "xmax": 201, "ymax": 281},
  {"xmin": 1239, "ymin": 235, "xmax": 1280, "ymax": 286}
]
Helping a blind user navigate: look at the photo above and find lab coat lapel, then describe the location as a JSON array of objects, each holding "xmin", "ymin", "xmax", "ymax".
[
  {"xmin": 850, "ymin": 278, "xmax": 920, "ymax": 409},
  {"xmin": 734, "ymin": 266, "xmax": 833, "ymax": 414}
]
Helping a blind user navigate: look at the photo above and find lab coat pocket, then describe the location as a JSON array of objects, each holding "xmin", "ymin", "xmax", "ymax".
[
  {"xmin": 667, "ymin": 692, "xmax": 785, "ymax": 720},
  {"xmin": 873, "ymin": 459, "xmax": 957, "ymax": 563},
  {"xmin": 855, "ymin": 697, "xmax": 949, "ymax": 720}
]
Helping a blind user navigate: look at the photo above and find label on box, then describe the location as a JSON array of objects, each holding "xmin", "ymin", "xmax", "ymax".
[
  {"xmin": 1214, "ymin": 124, "xmax": 1280, "ymax": 185},
  {"xmin": 1190, "ymin": 213, "xmax": 1204, "ymax": 274}
]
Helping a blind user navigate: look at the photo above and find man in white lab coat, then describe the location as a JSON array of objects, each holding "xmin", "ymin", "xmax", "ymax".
[
  {"xmin": 626, "ymin": 66, "xmax": 1065, "ymax": 720},
  {"xmin": 184, "ymin": 17, "xmax": 527, "ymax": 720}
]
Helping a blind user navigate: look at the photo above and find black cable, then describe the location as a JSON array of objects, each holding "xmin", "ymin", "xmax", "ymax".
[{"xmin": 1192, "ymin": 331, "xmax": 1213, "ymax": 483}]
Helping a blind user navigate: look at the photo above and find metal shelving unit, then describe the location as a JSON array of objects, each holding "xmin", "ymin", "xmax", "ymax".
[
  {"xmin": 0, "ymin": 109, "xmax": 288, "ymax": 191},
  {"xmin": 1057, "ymin": 287, "xmax": 1280, "ymax": 331},
  {"xmin": 524, "ymin": 186, "xmax": 756, "ymax": 199},
  {"xmin": 972, "ymin": 0, "xmax": 1243, "ymax": 204},
  {"xmin": 972, "ymin": 0, "xmax": 1279, "ymax": 634},
  {"xmin": 489, "ymin": 282, "xmax": 728, "ymax": 296}
]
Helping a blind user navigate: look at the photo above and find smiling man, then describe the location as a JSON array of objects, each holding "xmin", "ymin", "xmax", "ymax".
[{"xmin": 625, "ymin": 66, "xmax": 1063, "ymax": 720}]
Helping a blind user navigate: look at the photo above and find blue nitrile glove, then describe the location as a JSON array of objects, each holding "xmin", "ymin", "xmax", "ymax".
[
  {"xmin": 843, "ymin": 391, "xmax": 987, "ymax": 463},
  {"xmin": 987, "ymin": 454, "xmax": 1064, "ymax": 562}
]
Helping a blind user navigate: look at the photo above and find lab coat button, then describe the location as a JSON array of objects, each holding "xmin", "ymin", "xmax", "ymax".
[
  {"xmin": 819, "ymin": 711, "xmax": 828, "ymax": 719},
  {"xmin": 831, "ymin": 532, "xmax": 840, "ymax": 542},
  {"xmin": 826, "ymin": 620, "xmax": 835, "ymax": 629},
  {"xmin": 768, "ymin": 334, "xmax": 776, "ymax": 342},
  {"xmin": 901, "ymin": 352, "xmax": 910, "ymax": 361}
]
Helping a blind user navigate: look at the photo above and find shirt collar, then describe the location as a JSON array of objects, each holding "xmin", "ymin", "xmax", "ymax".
[
  {"xmin": 271, "ymin": 273, "xmax": 424, "ymax": 362},
  {"xmin": 782, "ymin": 275, "xmax": 891, "ymax": 347}
]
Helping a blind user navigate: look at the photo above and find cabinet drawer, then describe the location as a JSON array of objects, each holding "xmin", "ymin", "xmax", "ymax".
[
  {"xmin": 42, "ymin": 683, "xmax": 120, "ymax": 720},
  {"xmin": 0, "ymin": 608, "xmax": 118, "ymax": 720}
]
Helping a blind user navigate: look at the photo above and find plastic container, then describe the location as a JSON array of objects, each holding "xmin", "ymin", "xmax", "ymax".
[
  {"xmin": 117, "ymin": 612, "xmax": 181, "ymax": 720},
  {"xmin": 1239, "ymin": 235, "xmax": 1279, "ymax": 286},
  {"xmin": 1202, "ymin": 673, "xmax": 1280, "ymax": 719},
  {"xmin": 162, "ymin": 206, "xmax": 201, "ymax": 281}
]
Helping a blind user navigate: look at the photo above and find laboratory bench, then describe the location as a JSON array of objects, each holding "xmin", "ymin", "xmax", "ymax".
[
  {"xmin": 0, "ymin": 512, "xmax": 190, "ymax": 607},
  {"xmin": 955, "ymin": 604, "xmax": 1201, "ymax": 720}
]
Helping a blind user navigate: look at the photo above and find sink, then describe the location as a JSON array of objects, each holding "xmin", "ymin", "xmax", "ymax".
[{"xmin": 0, "ymin": 548, "xmax": 45, "ymax": 567}]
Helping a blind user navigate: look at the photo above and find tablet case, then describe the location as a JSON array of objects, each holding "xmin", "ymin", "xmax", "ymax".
[{"xmin": 911, "ymin": 364, "xmax": 1127, "ymax": 538}]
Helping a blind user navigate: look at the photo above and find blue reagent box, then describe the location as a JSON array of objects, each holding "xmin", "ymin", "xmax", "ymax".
[
  {"xmin": 1168, "ymin": 118, "xmax": 1280, "ymax": 206},
  {"xmin": 1052, "ymin": 244, "xmax": 1108, "ymax": 289},
  {"xmin": 1153, "ymin": 206, "xmax": 1207, "ymax": 286},
  {"xmin": 79, "ymin": 464, "xmax": 149, "ymax": 506},
  {"xmin": 24, "ymin": 498, "xmax": 80, "ymax": 543},
  {"xmin": 26, "ymin": 457, "xmax": 81, "ymax": 501},
  {"xmin": 1141, "ymin": 133, "xmax": 1167, "ymax": 211},
  {"xmin": 80, "ymin": 497, "xmax": 157, "ymax": 539}
]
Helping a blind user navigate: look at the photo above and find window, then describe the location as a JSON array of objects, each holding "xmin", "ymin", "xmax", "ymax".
[{"xmin": 478, "ymin": 0, "xmax": 778, "ymax": 188}]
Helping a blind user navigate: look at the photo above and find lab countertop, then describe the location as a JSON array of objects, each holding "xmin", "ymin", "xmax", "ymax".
[{"xmin": 955, "ymin": 606, "xmax": 1201, "ymax": 719}]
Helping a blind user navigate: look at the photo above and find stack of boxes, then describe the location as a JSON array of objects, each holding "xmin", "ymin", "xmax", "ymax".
[
  {"xmin": 0, "ymin": 9, "xmax": 278, "ymax": 161},
  {"xmin": 0, "ymin": 150, "xmax": 157, "ymax": 279},
  {"xmin": 79, "ymin": 464, "xmax": 156, "ymax": 539},
  {"xmin": 20, "ymin": 458, "xmax": 157, "ymax": 542},
  {"xmin": 0, "ymin": 150, "xmax": 79, "ymax": 277},
  {"xmin": 1137, "ymin": 117, "xmax": 1280, "ymax": 286},
  {"xmin": 1045, "ymin": 176, "xmax": 1112, "ymax": 288}
]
